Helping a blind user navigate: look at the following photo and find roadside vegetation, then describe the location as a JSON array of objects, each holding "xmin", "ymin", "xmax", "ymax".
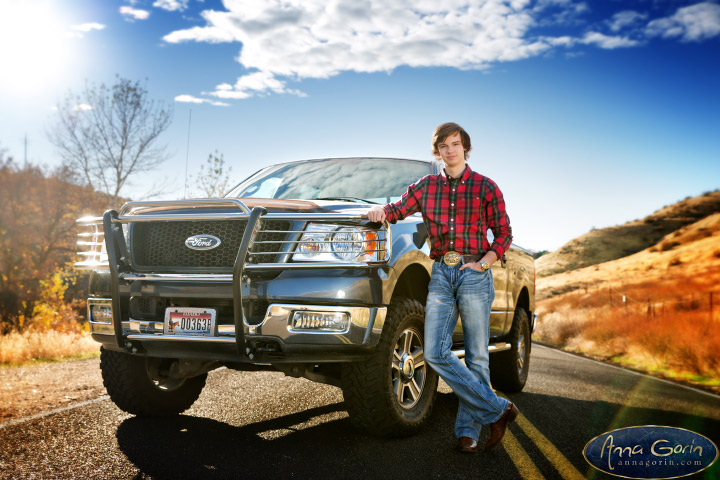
[
  {"xmin": 536, "ymin": 205, "xmax": 720, "ymax": 393},
  {"xmin": 0, "ymin": 77, "xmax": 237, "ymax": 366},
  {"xmin": 0, "ymin": 154, "xmax": 109, "ymax": 364}
]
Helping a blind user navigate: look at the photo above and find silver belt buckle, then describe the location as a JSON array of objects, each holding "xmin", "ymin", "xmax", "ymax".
[{"xmin": 442, "ymin": 251, "xmax": 461, "ymax": 267}]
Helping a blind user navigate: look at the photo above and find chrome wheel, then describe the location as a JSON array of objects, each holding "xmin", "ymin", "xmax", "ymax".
[
  {"xmin": 517, "ymin": 331, "xmax": 526, "ymax": 375},
  {"xmin": 391, "ymin": 327, "xmax": 426, "ymax": 409},
  {"xmin": 489, "ymin": 307, "xmax": 531, "ymax": 393}
]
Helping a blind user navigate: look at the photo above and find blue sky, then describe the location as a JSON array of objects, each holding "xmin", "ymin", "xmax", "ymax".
[{"xmin": 0, "ymin": 0, "xmax": 718, "ymax": 251}]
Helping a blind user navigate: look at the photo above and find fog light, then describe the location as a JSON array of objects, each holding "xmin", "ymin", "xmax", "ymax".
[
  {"xmin": 291, "ymin": 311, "xmax": 350, "ymax": 332},
  {"xmin": 90, "ymin": 304, "xmax": 113, "ymax": 324}
]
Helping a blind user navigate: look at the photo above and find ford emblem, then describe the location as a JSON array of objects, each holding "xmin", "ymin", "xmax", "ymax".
[{"xmin": 185, "ymin": 235, "xmax": 222, "ymax": 251}]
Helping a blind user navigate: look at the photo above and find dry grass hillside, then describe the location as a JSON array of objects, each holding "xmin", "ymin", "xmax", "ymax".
[
  {"xmin": 538, "ymin": 212, "xmax": 720, "ymax": 299},
  {"xmin": 536, "ymin": 189, "xmax": 720, "ymax": 277},
  {"xmin": 535, "ymin": 208, "xmax": 720, "ymax": 392}
]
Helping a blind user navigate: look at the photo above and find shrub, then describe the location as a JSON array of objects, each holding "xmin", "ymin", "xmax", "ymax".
[
  {"xmin": 659, "ymin": 241, "xmax": 680, "ymax": 252},
  {"xmin": 0, "ymin": 330, "xmax": 98, "ymax": 364}
]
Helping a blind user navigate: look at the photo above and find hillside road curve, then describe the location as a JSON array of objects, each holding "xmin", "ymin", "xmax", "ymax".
[{"xmin": 1, "ymin": 344, "xmax": 718, "ymax": 479}]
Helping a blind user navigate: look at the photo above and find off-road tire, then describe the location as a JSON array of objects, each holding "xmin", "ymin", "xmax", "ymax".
[
  {"xmin": 489, "ymin": 307, "xmax": 531, "ymax": 393},
  {"xmin": 100, "ymin": 347, "xmax": 207, "ymax": 416},
  {"xmin": 341, "ymin": 297, "xmax": 438, "ymax": 437}
]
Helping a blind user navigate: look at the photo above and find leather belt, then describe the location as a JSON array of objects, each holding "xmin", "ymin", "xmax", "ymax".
[{"xmin": 435, "ymin": 251, "xmax": 484, "ymax": 266}]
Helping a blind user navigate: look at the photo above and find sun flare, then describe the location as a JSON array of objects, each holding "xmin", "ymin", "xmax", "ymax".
[{"xmin": 0, "ymin": 0, "xmax": 74, "ymax": 95}]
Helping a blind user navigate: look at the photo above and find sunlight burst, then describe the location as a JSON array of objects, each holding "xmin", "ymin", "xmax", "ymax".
[{"xmin": 0, "ymin": 0, "xmax": 73, "ymax": 95}]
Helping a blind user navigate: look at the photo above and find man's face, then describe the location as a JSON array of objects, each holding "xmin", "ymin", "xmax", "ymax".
[{"xmin": 437, "ymin": 132, "xmax": 465, "ymax": 169}]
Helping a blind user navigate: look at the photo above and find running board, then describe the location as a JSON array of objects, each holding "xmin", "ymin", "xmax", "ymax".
[{"xmin": 451, "ymin": 342, "xmax": 512, "ymax": 359}]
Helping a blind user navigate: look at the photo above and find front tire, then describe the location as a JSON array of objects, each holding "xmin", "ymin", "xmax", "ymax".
[
  {"xmin": 341, "ymin": 297, "xmax": 438, "ymax": 436},
  {"xmin": 100, "ymin": 347, "xmax": 207, "ymax": 416},
  {"xmin": 489, "ymin": 307, "xmax": 531, "ymax": 393}
]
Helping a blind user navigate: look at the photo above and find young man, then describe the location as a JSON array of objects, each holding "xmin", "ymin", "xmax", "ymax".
[{"xmin": 367, "ymin": 122, "xmax": 518, "ymax": 452}]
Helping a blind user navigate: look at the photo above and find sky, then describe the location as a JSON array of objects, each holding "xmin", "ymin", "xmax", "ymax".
[{"xmin": 0, "ymin": 0, "xmax": 718, "ymax": 252}]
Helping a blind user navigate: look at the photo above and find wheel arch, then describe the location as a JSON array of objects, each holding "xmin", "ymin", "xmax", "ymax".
[
  {"xmin": 390, "ymin": 263, "xmax": 430, "ymax": 308},
  {"xmin": 515, "ymin": 286, "xmax": 531, "ymax": 320}
]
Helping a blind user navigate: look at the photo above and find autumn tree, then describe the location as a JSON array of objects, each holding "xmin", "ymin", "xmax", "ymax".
[
  {"xmin": 193, "ymin": 150, "xmax": 233, "ymax": 197},
  {"xmin": 0, "ymin": 150, "xmax": 109, "ymax": 332},
  {"xmin": 47, "ymin": 76, "xmax": 173, "ymax": 202}
]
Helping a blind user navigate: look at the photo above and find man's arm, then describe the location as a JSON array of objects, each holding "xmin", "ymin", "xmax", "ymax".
[
  {"xmin": 460, "ymin": 179, "xmax": 512, "ymax": 271},
  {"xmin": 485, "ymin": 179, "xmax": 513, "ymax": 259},
  {"xmin": 366, "ymin": 179, "xmax": 425, "ymax": 223}
]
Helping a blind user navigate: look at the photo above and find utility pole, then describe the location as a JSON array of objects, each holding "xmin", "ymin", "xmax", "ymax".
[{"xmin": 184, "ymin": 108, "xmax": 192, "ymax": 199}]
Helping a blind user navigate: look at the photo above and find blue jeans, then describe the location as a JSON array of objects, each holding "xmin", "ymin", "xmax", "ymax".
[{"xmin": 425, "ymin": 261, "xmax": 509, "ymax": 440}]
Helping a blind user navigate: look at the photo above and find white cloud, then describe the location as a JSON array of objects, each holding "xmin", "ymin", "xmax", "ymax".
[
  {"xmin": 71, "ymin": 23, "xmax": 105, "ymax": 33},
  {"xmin": 607, "ymin": 10, "xmax": 648, "ymax": 32},
  {"xmin": 67, "ymin": 22, "xmax": 105, "ymax": 38},
  {"xmin": 154, "ymin": 0, "xmax": 189, "ymax": 12},
  {"xmin": 207, "ymin": 71, "xmax": 307, "ymax": 99},
  {"xmin": 174, "ymin": 94, "xmax": 229, "ymax": 106},
  {"xmin": 159, "ymin": 0, "xmax": 718, "ymax": 101},
  {"xmin": 646, "ymin": 2, "xmax": 720, "ymax": 42},
  {"xmin": 164, "ymin": 0, "xmax": 577, "ymax": 99},
  {"xmin": 74, "ymin": 104, "xmax": 93, "ymax": 111},
  {"xmin": 581, "ymin": 31, "xmax": 641, "ymax": 49},
  {"xmin": 120, "ymin": 6, "xmax": 150, "ymax": 21}
]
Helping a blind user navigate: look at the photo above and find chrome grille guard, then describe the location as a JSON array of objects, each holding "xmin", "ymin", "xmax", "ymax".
[{"xmin": 77, "ymin": 198, "xmax": 391, "ymax": 356}]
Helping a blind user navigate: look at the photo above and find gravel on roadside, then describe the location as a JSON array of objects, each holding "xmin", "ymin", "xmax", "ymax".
[{"xmin": 0, "ymin": 356, "xmax": 105, "ymax": 423}]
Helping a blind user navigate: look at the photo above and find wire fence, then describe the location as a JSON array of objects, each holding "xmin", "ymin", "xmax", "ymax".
[{"xmin": 570, "ymin": 283, "xmax": 717, "ymax": 320}]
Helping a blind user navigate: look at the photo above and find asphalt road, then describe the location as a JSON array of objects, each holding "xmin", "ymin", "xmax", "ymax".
[{"xmin": 1, "ymin": 345, "xmax": 718, "ymax": 480}]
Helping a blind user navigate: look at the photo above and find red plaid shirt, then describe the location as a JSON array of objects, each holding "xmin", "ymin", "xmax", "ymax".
[{"xmin": 383, "ymin": 164, "xmax": 512, "ymax": 260}]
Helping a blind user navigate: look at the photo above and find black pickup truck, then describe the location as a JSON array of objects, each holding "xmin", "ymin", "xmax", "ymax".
[{"xmin": 77, "ymin": 157, "xmax": 536, "ymax": 436}]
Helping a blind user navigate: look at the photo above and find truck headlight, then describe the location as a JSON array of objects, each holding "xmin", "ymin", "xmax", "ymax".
[{"xmin": 293, "ymin": 224, "xmax": 386, "ymax": 263}]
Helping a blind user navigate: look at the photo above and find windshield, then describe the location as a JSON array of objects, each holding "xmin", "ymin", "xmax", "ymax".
[{"xmin": 226, "ymin": 158, "xmax": 434, "ymax": 204}]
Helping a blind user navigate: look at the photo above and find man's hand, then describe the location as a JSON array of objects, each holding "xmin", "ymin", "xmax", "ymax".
[
  {"xmin": 459, "ymin": 262, "xmax": 485, "ymax": 272},
  {"xmin": 366, "ymin": 205, "xmax": 387, "ymax": 223},
  {"xmin": 459, "ymin": 252, "xmax": 498, "ymax": 271}
]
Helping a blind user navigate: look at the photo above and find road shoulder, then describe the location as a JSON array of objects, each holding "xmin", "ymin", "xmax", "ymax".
[{"xmin": 0, "ymin": 357, "xmax": 105, "ymax": 423}]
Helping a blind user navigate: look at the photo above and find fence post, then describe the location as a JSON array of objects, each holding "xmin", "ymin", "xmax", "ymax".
[
  {"xmin": 647, "ymin": 300, "xmax": 651, "ymax": 318},
  {"xmin": 623, "ymin": 295, "xmax": 628, "ymax": 315}
]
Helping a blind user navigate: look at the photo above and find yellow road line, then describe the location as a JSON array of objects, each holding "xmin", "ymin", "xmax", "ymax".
[
  {"xmin": 514, "ymin": 413, "xmax": 586, "ymax": 480},
  {"xmin": 502, "ymin": 429, "xmax": 547, "ymax": 480}
]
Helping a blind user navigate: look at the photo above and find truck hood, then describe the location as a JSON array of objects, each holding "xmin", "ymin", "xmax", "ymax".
[
  {"xmin": 122, "ymin": 197, "xmax": 373, "ymax": 216},
  {"xmin": 241, "ymin": 198, "xmax": 372, "ymax": 214}
]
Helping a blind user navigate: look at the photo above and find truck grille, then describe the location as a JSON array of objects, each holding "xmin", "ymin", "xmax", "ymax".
[{"xmin": 130, "ymin": 220, "xmax": 291, "ymax": 271}]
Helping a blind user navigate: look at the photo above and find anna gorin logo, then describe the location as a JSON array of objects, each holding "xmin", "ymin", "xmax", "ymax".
[
  {"xmin": 185, "ymin": 235, "xmax": 222, "ymax": 251},
  {"xmin": 584, "ymin": 426, "xmax": 718, "ymax": 479}
]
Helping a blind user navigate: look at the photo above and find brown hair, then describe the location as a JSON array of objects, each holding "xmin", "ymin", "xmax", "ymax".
[{"xmin": 431, "ymin": 122, "xmax": 472, "ymax": 160}]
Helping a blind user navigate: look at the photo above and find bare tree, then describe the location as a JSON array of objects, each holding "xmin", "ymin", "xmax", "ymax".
[
  {"xmin": 48, "ymin": 77, "xmax": 172, "ymax": 201},
  {"xmin": 193, "ymin": 150, "xmax": 233, "ymax": 197}
]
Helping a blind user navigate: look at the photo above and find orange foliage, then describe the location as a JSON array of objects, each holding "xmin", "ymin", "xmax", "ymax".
[
  {"xmin": 0, "ymin": 154, "xmax": 110, "ymax": 332},
  {"xmin": 537, "ymin": 282, "xmax": 720, "ymax": 381}
]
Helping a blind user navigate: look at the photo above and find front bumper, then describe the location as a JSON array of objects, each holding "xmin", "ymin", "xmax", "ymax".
[
  {"xmin": 93, "ymin": 204, "xmax": 390, "ymax": 362},
  {"xmin": 89, "ymin": 299, "xmax": 387, "ymax": 350}
]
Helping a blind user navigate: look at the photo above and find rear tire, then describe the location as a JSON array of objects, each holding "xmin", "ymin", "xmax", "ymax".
[
  {"xmin": 490, "ymin": 308, "xmax": 531, "ymax": 393},
  {"xmin": 100, "ymin": 347, "xmax": 207, "ymax": 416},
  {"xmin": 341, "ymin": 297, "xmax": 438, "ymax": 437}
]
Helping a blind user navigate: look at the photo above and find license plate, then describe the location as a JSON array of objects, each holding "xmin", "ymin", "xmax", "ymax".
[{"xmin": 164, "ymin": 307, "xmax": 216, "ymax": 336}]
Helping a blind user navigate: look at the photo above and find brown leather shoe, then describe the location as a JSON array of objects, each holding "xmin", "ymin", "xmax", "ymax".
[
  {"xmin": 484, "ymin": 402, "xmax": 519, "ymax": 451},
  {"xmin": 457, "ymin": 436, "xmax": 478, "ymax": 453}
]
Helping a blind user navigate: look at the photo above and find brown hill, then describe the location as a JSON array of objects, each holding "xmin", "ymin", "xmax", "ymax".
[
  {"xmin": 537, "ymin": 211, "xmax": 720, "ymax": 299},
  {"xmin": 534, "ymin": 212, "xmax": 720, "ymax": 390},
  {"xmin": 536, "ymin": 189, "xmax": 720, "ymax": 277}
]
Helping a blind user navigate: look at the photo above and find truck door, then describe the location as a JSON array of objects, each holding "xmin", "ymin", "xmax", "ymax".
[{"xmin": 490, "ymin": 255, "xmax": 509, "ymax": 338}]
